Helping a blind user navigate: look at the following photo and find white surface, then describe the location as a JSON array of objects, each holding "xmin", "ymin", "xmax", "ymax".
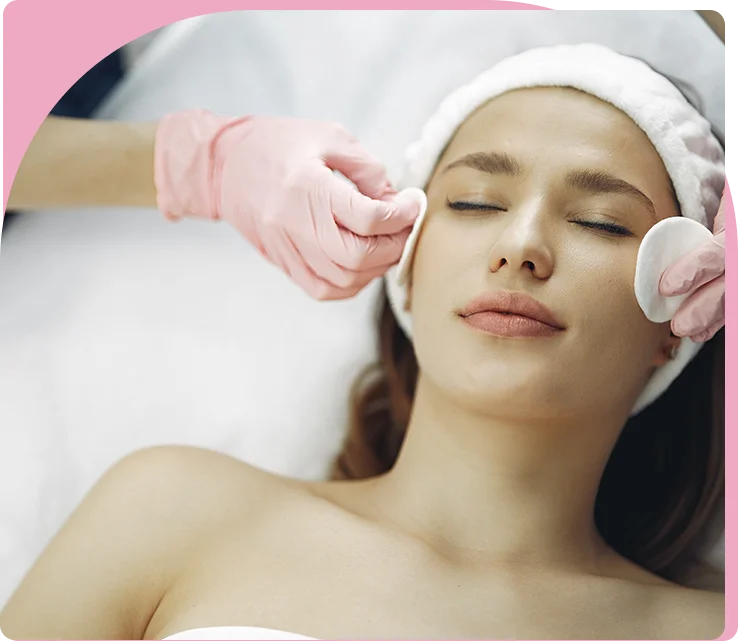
[
  {"xmin": 0, "ymin": 11, "xmax": 725, "ymax": 606},
  {"xmin": 121, "ymin": 28, "xmax": 166, "ymax": 71}
]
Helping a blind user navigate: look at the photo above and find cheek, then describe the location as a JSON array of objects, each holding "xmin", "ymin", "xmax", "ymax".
[
  {"xmin": 409, "ymin": 216, "xmax": 483, "ymax": 307},
  {"xmin": 405, "ymin": 216, "xmax": 479, "ymax": 355},
  {"xmin": 566, "ymin": 241, "xmax": 664, "ymax": 357}
]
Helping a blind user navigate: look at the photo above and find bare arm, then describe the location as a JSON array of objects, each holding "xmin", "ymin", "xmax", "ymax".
[
  {"xmin": 0, "ymin": 446, "xmax": 264, "ymax": 640},
  {"xmin": 7, "ymin": 116, "xmax": 158, "ymax": 211},
  {"xmin": 0, "ymin": 449, "xmax": 177, "ymax": 640}
]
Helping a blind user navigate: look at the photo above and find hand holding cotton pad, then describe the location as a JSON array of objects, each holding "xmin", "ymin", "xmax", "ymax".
[
  {"xmin": 635, "ymin": 217, "xmax": 714, "ymax": 323},
  {"xmin": 658, "ymin": 195, "xmax": 726, "ymax": 342}
]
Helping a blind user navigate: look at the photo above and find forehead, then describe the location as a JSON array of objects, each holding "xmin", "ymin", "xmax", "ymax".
[
  {"xmin": 441, "ymin": 86, "xmax": 660, "ymax": 170},
  {"xmin": 433, "ymin": 87, "xmax": 676, "ymax": 215}
]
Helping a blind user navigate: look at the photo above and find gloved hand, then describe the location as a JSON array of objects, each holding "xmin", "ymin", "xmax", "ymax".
[
  {"xmin": 659, "ymin": 188, "xmax": 726, "ymax": 342},
  {"xmin": 154, "ymin": 109, "xmax": 419, "ymax": 300}
]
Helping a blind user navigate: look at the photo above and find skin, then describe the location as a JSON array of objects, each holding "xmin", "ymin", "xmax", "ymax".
[
  {"xmin": 0, "ymin": 89, "xmax": 724, "ymax": 641},
  {"xmin": 6, "ymin": 116, "xmax": 158, "ymax": 210}
]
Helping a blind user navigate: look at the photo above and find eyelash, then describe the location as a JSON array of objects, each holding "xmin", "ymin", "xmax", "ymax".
[
  {"xmin": 447, "ymin": 199, "xmax": 505, "ymax": 213},
  {"xmin": 446, "ymin": 199, "xmax": 633, "ymax": 237},
  {"xmin": 574, "ymin": 220, "xmax": 633, "ymax": 237}
]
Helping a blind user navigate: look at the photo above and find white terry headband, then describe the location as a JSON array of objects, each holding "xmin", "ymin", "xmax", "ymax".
[{"xmin": 385, "ymin": 43, "xmax": 725, "ymax": 416}]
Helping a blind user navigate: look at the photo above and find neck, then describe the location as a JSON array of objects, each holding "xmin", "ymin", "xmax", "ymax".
[{"xmin": 366, "ymin": 375, "xmax": 626, "ymax": 570}]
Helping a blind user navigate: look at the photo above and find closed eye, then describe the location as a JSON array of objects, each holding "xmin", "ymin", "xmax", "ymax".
[
  {"xmin": 447, "ymin": 199, "xmax": 634, "ymax": 237},
  {"xmin": 575, "ymin": 220, "xmax": 633, "ymax": 237},
  {"xmin": 446, "ymin": 198, "xmax": 506, "ymax": 212}
]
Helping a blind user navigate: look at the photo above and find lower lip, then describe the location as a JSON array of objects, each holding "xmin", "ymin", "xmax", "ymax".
[{"xmin": 461, "ymin": 312, "xmax": 563, "ymax": 338}]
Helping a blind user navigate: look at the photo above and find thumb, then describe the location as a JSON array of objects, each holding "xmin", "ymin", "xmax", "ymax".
[
  {"xmin": 324, "ymin": 169, "xmax": 421, "ymax": 237},
  {"xmin": 323, "ymin": 138, "xmax": 395, "ymax": 200}
]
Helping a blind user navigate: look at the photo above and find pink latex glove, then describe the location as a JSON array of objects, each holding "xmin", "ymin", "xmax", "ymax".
[
  {"xmin": 659, "ymin": 190, "xmax": 726, "ymax": 342},
  {"xmin": 154, "ymin": 109, "xmax": 419, "ymax": 300}
]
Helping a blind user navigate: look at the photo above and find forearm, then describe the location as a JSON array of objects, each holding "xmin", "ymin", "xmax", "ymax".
[
  {"xmin": 7, "ymin": 116, "xmax": 158, "ymax": 210},
  {"xmin": 697, "ymin": 10, "xmax": 725, "ymax": 43}
]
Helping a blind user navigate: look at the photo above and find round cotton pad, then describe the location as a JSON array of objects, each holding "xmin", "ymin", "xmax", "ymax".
[
  {"xmin": 384, "ymin": 188, "xmax": 428, "ymax": 338},
  {"xmin": 393, "ymin": 187, "xmax": 428, "ymax": 286},
  {"xmin": 635, "ymin": 217, "xmax": 713, "ymax": 323}
]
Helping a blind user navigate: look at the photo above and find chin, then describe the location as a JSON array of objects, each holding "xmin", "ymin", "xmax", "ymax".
[{"xmin": 444, "ymin": 372, "xmax": 557, "ymax": 412}]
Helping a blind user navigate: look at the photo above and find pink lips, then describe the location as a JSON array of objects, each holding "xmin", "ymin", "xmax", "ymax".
[{"xmin": 458, "ymin": 291, "xmax": 565, "ymax": 339}]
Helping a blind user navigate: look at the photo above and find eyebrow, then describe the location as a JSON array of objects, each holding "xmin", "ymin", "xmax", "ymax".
[
  {"xmin": 445, "ymin": 151, "xmax": 522, "ymax": 177},
  {"xmin": 443, "ymin": 151, "xmax": 656, "ymax": 221},
  {"xmin": 564, "ymin": 169, "xmax": 656, "ymax": 221}
]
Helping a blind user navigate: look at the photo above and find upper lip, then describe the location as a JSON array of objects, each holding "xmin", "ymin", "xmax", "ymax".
[{"xmin": 458, "ymin": 290, "xmax": 566, "ymax": 330}]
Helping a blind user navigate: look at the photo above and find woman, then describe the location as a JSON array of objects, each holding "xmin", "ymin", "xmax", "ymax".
[{"xmin": 0, "ymin": 44, "xmax": 725, "ymax": 641}]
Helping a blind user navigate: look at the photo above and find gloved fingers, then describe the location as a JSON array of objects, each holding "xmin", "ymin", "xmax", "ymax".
[
  {"xmin": 343, "ymin": 227, "xmax": 412, "ymax": 271},
  {"xmin": 670, "ymin": 274, "xmax": 725, "ymax": 338},
  {"xmin": 317, "ymin": 217, "xmax": 411, "ymax": 272},
  {"xmin": 322, "ymin": 168, "xmax": 419, "ymax": 237},
  {"xmin": 270, "ymin": 223, "xmax": 381, "ymax": 300},
  {"xmin": 271, "ymin": 231, "xmax": 349, "ymax": 301},
  {"xmin": 289, "ymin": 224, "xmax": 365, "ymax": 292},
  {"xmin": 322, "ymin": 262, "xmax": 395, "ymax": 299},
  {"xmin": 691, "ymin": 319, "xmax": 724, "ymax": 343},
  {"xmin": 291, "ymin": 222, "xmax": 400, "ymax": 293},
  {"xmin": 322, "ymin": 127, "xmax": 395, "ymax": 200},
  {"xmin": 249, "ymin": 183, "xmax": 350, "ymax": 294},
  {"xmin": 290, "ymin": 250, "xmax": 384, "ymax": 301},
  {"xmin": 659, "ymin": 238, "xmax": 725, "ymax": 296}
]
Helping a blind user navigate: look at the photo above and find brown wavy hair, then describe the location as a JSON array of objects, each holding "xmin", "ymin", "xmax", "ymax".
[{"xmin": 332, "ymin": 291, "xmax": 724, "ymax": 583}]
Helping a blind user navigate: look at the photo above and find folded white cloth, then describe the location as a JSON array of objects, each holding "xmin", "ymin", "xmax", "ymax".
[{"xmin": 385, "ymin": 43, "xmax": 725, "ymax": 415}]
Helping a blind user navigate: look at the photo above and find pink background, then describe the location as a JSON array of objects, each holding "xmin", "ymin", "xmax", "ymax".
[{"xmin": 1, "ymin": 2, "xmax": 734, "ymax": 640}]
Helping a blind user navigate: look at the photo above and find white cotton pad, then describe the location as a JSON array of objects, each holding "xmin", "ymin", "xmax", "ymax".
[
  {"xmin": 393, "ymin": 187, "xmax": 428, "ymax": 286},
  {"xmin": 634, "ymin": 217, "xmax": 713, "ymax": 323}
]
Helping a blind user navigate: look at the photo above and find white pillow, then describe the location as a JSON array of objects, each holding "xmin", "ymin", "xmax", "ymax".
[{"xmin": 0, "ymin": 10, "xmax": 724, "ymax": 606}]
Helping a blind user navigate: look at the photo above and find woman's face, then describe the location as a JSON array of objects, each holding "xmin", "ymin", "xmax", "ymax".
[{"xmin": 409, "ymin": 87, "xmax": 680, "ymax": 420}]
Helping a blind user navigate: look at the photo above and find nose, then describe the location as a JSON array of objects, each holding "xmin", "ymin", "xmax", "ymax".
[{"xmin": 487, "ymin": 202, "xmax": 554, "ymax": 280}]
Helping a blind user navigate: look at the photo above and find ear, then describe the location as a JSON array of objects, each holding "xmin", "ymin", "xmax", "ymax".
[{"xmin": 652, "ymin": 329, "xmax": 682, "ymax": 368}]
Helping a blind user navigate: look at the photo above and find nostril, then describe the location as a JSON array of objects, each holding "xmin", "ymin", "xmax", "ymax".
[{"xmin": 524, "ymin": 261, "xmax": 535, "ymax": 271}]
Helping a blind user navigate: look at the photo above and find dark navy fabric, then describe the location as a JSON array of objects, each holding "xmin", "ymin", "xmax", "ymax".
[{"xmin": 50, "ymin": 50, "xmax": 125, "ymax": 118}]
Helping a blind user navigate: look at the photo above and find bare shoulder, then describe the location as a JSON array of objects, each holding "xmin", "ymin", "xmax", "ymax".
[
  {"xmin": 649, "ymin": 583, "xmax": 725, "ymax": 640},
  {"xmin": 55, "ymin": 444, "xmax": 303, "ymax": 576},
  {"xmin": 0, "ymin": 446, "xmax": 300, "ymax": 640},
  {"xmin": 100, "ymin": 446, "xmax": 302, "ymax": 552},
  {"xmin": 107, "ymin": 444, "xmax": 300, "ymax": 517}
]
